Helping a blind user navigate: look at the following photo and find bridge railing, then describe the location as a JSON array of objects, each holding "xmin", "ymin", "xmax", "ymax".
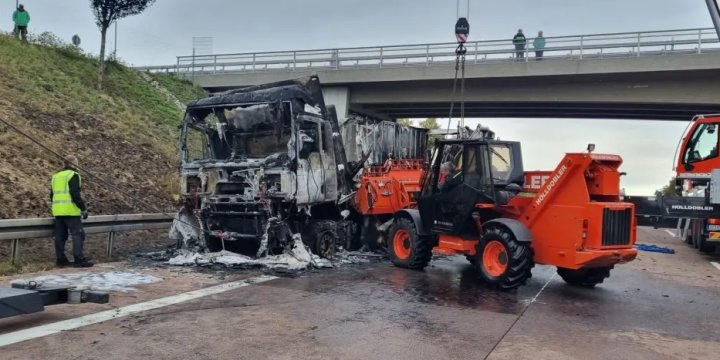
[{"xmin": 135, "ymin": 28, "xmax": 720, "ymax": 75}]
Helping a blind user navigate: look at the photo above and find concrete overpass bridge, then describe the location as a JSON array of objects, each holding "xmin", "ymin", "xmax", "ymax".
[{"xmin": 137, "ymin": 28, "xmax": 720, "ymax": 121}]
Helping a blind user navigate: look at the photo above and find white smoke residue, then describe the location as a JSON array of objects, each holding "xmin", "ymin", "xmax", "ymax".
[{"xmin": 167, "ymin": 234, "xmax": 333, "ymax": 270}]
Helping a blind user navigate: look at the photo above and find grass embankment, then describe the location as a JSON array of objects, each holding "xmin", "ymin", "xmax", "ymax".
[{"xmin": 0, "ymin": 34, "xmax": 207, "ymax": 271}]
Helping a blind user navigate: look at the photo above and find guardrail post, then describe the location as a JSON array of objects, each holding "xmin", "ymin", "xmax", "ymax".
[
  {"xmin": 252, "ymin": 53, "xmax": 256, "ymax": 72},
  {"xmin": 293, "ymin": 51, "xmax": 297, "ymax": 71},
  {"xmin": 425, "ymin": 45, "xmax": 430, "ymax": 66},
  {"xmin": 698, "ymin": 29, "xmax": 703, "ymax": 54},
  {"xmin": 106, "ymin": 232, "xmax": 115, "ymax": 259},
  {"xmin": 213, "ymin": 55, "xmax": 218, "ymax": 74},
  {"xmin": 10, "ymin": 239, "xmax": 19, "ymax": 264},
  {"xmin": 474, "ymin": 42, "xmax": 478, "ymax": 64},
  {"xmin": 637, "ymin": 33, "xmax": 642, "ymax": 56},
  {"xmin": 380, "ymin": 47, "xmax": 384, "ymax": 67},
  {"xmin": 579, "ymin": 36, "xmax": 584, "ymax": 60}
]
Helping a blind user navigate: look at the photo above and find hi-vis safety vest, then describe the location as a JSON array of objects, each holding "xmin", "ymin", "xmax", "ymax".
[{"xmin": 51, "ymin": 170, "xmax": 82, "ymax": 217}]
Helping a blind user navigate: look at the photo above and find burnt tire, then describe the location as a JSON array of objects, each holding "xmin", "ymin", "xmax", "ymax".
[
  {"xmin": 387, "ymin": 217, "xmax": 432, "ymax": 270},
  {"xmin": 360, "ymin": 216, "xmax": 382, "ymax": 251},
  {"xmin": 303, "ymin": 220, "xmax": 337, "ymax": 259},
  {"xmin": 473, "ymin": 226, "xmax": 534, "ymax": 290},
  {"xmin": 557, "ymin": 266, "xmax": 612, "ymax": 287}
]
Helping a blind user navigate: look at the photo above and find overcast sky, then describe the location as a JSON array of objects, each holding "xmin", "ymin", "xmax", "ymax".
[{"xmin": 7, "ymin": 0, "xmax": 715, "ymax": 194}]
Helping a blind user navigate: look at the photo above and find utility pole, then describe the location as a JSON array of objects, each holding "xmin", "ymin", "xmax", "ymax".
[
  {"xmin": 707, "ymin": 0, "xmax": 720, "ymax": 38},
  {"xmin": 114, "ymin": 21, "xmax": 118, "ymax": 56},
  {"xmin": 14, "ymin": 0, "xmax": 19, "ymax": 35}
]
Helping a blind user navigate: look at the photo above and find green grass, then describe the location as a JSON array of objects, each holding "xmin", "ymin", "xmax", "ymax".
[
  {"xmin": 0, "ymin": 33, "xmax": 205, "ymax": 159},
  {"xmin": 149, "ymin": 73, "xmax": 208, "ymax": 104},
  {"xmin": 0, "ymin": 259, "xmax": 55, "ymax": 276}
]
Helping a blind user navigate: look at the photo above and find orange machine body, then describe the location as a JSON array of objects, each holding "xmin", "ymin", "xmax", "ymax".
[
  {"xmin": 355, "ymin": 159, "xmax": 425, "ymax": 215},
  {"xmin": 676, "ymin": 115, "xmax": 720, "ymax": 178},
  {"xmin": 357, "ymin": 153, "xmax": 637, "ymax": 271},
  {"xmin": 504, "ymin": 153, "xmax": 637, "ymax": 269}
]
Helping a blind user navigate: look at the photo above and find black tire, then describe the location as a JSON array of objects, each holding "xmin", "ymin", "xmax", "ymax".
[
  {"xmin": 387, "ymin": 217, "xmax": 432, "ymax": 270},
  {"xmin": 692, "ymin": 220, "xmax": 701, "ymax": 248},
  {"xmin": 473, "ymin": 226, "xmax": 534, "ymax": 290},
  {"xmin": 557, "ymin": 266, "xmax": 612, "ymax": 287},
  {"xmin": 302, "ymin": 220, "xmax": 337, "ymax": 259},
  {"xmin": 360, "ymin": 216, "xmax": 382, "ymax": 251},
  {"xmin": 697, "ymin": 234, "xmax": 717, "ymax": 253},
  {"xmin": 684, "ymin": 227, "xmax": 693, "ymax": 245},
  {"xmin": 465, "ymin": 255, "xmax": 477, "ymax": 266}
]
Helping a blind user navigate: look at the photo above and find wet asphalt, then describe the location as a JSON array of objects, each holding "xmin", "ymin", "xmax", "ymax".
[{"xmin": 3, "ymin": 227, "xmax": 720, "ymax": 359}]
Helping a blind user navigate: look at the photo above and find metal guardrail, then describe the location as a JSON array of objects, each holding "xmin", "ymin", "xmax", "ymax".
[
  {"xmin": 0, "ymin": 214, "xmax": 173, "ymax": 262},
  {"xmin": 135, "ymin": 28, "xmax": 720, "ymax": 76}
]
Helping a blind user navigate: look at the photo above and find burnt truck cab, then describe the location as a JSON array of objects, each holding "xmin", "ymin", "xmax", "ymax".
[{"xmin": 176, "ymin": 76, "xmax": 353, "ymax": 257}]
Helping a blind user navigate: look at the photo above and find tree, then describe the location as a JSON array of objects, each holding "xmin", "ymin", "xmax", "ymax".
[
  {"xmin": 655, "ymin": 178, "xmax": 680, "ymax": 197},
  {"xmin": 418, "ymin": 118, "xmax": 442, "ymax": 146},
  {"xmin": 90, "ymin": 0, "xmax": 156, "ymax": 89},
  {"xmin": 419, "ymin": 117, "xmax": 440, "ymax": 130},
  {"xmin": 397, "ymin": 118, "xmax": 413, "ymax": 126}
]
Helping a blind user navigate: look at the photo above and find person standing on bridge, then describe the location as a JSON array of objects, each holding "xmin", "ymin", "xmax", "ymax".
[
  {"xmin": 51, "ymin": 155, "xmax": 93, "ymax": 268},
  {"xmin": 513, "ymin": 29, "xmax": 527, "ymax": 60},
  {"xmin": 533, "ymin": 30, "xmax": 546, "ymax": 60},
  {"xmin": 12, "ymin": 4, "xmax": 30, "ymax": 42}
]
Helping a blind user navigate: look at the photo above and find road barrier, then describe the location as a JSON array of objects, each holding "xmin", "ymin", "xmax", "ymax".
[{"xmin": 0, "ymin": 214, "xmax": 173, "ymax": 263}]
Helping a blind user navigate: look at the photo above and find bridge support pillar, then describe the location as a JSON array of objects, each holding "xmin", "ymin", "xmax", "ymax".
[{"xmin": 322, "ymin": 87, "xmax": 350, "ymax": 123}]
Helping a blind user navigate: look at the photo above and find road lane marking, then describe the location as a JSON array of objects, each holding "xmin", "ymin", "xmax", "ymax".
[
  {"xmin": 0, "ymin": 275, "xmax": 277, "ymax": 348},
  {"xmin": 711, "ymin": 262, "xmax": 720, "ymax": 272},
  {"xmin": 484, "ymin": 272, "xmax": 557, "ymax": 360},
  {"xmin": 665, "ymin": 229, "xmax": 676, "ymax": 237},
  {"xmin": 531, "ymin": 272, "xmax": 556, "ymax": 303}
]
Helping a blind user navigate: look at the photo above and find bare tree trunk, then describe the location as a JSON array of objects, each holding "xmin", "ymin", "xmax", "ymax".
[{"xmin": 97, "ymin": 26, "xmax": 108, "ymax": 90}]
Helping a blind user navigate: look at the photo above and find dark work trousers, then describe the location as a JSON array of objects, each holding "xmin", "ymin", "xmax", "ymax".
[
  {"xmin": 54, "ymin": 216, "xmax": 86, "ymax": 261},
  {"xmin": 515, "ymin": 44, "xmax": 526, "ymax": 59},
  {"xmin": 535, "ymin": 50, "xmax": 544, "ymax": 60}
]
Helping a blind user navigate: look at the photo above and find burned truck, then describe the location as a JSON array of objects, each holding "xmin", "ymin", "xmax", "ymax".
[{"xmin": 173, "ymin": 77, "xmax": 357, "ymax": 258}]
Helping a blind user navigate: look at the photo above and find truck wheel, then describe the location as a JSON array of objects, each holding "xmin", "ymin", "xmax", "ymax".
[
  {"xmin": 474, "ymin": 226, "xmax": 534, "ymax": 290},
  {"xmin": 361, "ymin": 216, "xmax": 382, "ymax": 251},
  {"xmin": 303, "ymin": 221, "xmax": 337, "ymax": 259},
  {"xmin": 557, "ymin": 266, "xmax": 612, "ymax": 287},
  {"xmin": 696, "ymin": 234, "xmax": 716, "ymax": 253},
  {"xmin": 388, "ymin": 218, "xmax": 432, "ymax": 270}
]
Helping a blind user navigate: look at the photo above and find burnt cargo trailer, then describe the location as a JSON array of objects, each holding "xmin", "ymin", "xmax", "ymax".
[{"xmin": 342, "ymin": 116, "xmax": 429, "ymax": 166}]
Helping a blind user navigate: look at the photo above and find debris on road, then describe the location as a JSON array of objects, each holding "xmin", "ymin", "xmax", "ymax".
[
  {"xmin": 166, "ymin": 234, "xmax": 332, "ymax": 270},
  {"xmin": 635, "ymin": 243, "xmax": 676, "ymax": 254},
  {"xmin": 11, "ymin": 272, "xmax": 162, "ymax": 292}
]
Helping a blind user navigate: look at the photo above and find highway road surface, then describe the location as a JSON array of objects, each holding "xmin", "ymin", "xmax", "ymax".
[{"xmin": 1, "ymin": 227, "xmax": 719, "ymax": 360}]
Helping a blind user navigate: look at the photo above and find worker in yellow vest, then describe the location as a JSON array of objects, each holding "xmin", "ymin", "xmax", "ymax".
[{"xmin": 51, "ymin": 155, "xmax": 93, "ymax": 268}]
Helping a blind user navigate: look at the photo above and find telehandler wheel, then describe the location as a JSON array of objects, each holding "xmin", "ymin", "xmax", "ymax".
[
  {"xmin": 557, "ymin": 266, "xmax": 613, "ymax": 287},
  {"xmin": 474, "ymin": 226, "xmax": 534, "ymax": 290},
  {"xmin": 388, "ymin": 218, "xmax": 432, "ymax": 270}
]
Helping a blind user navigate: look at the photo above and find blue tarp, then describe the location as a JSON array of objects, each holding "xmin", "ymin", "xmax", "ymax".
[{"xmin": 635, "ymin": 243, "xmax": 675, "ymax": 254}]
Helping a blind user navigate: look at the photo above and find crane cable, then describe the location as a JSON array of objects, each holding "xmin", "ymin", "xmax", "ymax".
[
  {"xmin": 447, "ymin": 1, "xmax": 470, "ymax": 137},
  {"xmin": 446, "ymin": 45, "xmax": 467, "ymax": 134},
  {"xmin": 0, "ymin": 115, "xmax": 207, "ymax": 235}
]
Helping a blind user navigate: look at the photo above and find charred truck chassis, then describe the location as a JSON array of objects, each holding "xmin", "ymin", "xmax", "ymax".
[{"xmin": 176, "ymin": 77, "xmax": 359, "ymax": 258}]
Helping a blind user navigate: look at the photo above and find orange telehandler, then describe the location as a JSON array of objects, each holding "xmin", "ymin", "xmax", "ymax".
[{"xmin": 355, "ymin": 137, "xmax": 637, "ymax": 289}]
